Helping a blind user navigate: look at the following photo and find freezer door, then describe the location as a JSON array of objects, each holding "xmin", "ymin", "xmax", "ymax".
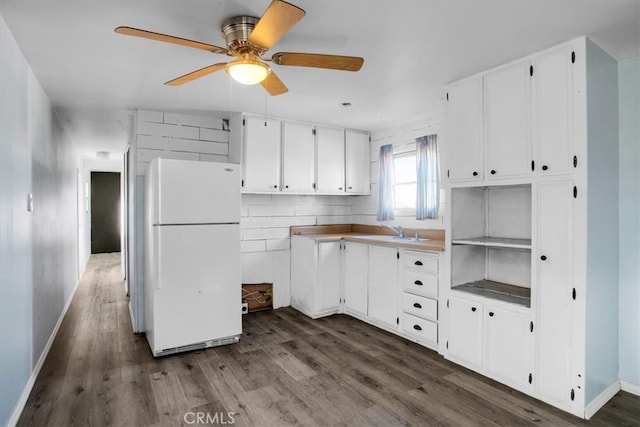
[
  {"xmin": 152, "ymin": 223, "xmax": 241, "ymax": 352},
  {"xmin": 153, "ymin": 158, "xmax": 240, "ymax": 225}
]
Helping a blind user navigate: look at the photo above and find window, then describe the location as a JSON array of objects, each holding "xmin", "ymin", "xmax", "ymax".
[{"xmin": 393, "ymin": 151, "xmax": 417, "ymax": 210}]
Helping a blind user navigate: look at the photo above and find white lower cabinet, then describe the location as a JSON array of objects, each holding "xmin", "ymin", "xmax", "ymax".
[
  {"xmin": 290, "ymin": 237, "xmax": 341, "ymax": 318},
  {"xmin": 367, "ymin": 245, "xmax": 399, "ymax": 329},
  {"xmin": 447, "ymin": 297, "xmax": 483, "ymax": 370},
  {"xmin": 342, "ymin": 241, "xmax": 368, "ymax": 317},
  {"xmin": 446, "ymin": 295, "xmax": 533, "ymax": 391},
  {"xmin": 292, "ymin": 238, "xmax": 441, "ymax": 349},
  {"xmin": 399, "ymin": 250, "xmax": 439, "ymax": 347},
  {"xmin": 484, "ymin": 305, "xmax": 533, "ymax": 389}
]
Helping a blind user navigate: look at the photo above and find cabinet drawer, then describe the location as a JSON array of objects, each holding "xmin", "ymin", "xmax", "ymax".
[
  {"xmin": 402, "ymin": 270, "xmax": 438, "ymax": 298},
  {"xmin": 403, "ymin": 251, "xmax": 438, "ymax": 273},
  {"xmin": 401, "ymin": 313, "xmax": 437, "ymax": 343},
  {"xmin": 402, "ymin": 293, "xmax": 437, "ymax": 321}
]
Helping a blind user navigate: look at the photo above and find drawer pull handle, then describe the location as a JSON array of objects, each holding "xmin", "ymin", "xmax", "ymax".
[
  {"xmin": 471, "ymin": 307, "xmax": 477, "ymax": 312},
  {"xmin": 414, "ymin": 280, "xmax": 423, "ymax": 286},
  {"xmin": 414, "ymin": 261, "xmax": 423, "ymax": 266},
  {"xmin": 489, "ymin": 312, "xmax": 495, "ymax": 317},
  {"xmin": 413, "ymin": 324, "xmax": 422, "ymax": 331},
  {"xmin": 413, "ymin": 303, "xmax": 422, "ymax": 309}
]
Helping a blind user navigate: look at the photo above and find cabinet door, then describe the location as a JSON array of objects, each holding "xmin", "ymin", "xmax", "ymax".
[
  {"xmin": 345, "ymin": 130, "xmax": 370, "ymax": 194},
  {"xmin": 446, "ymin": 77, "xmax": 484, "ymax": 182},
  {"xmin": 367, "ymin": 245, "xmax": 398, "ymax": 328},
  {"xmin": 484, "ymin": 60, "xmax": 532, "ymax": 180},
  {"xmin": 536, "ymin": 180, "xmax": 574, "ymax": 405},
  {"xmin": 243, "ymin": 116, "xmax": 280, "ymax": 192},
  {"xmin": 447, "ymin": 297, "xmax": 483, "ymax": 370},
  {"xmin": 534, "ymin": 46, "xmax": 574, "ymax": 176},
  {"xmin": 317, "ymin": 241, "xmax": 341, "ymax": 313},
  {"xmin": 316, "ymin": 127, "xmax": 345, "ymax": 193},
  {"xmin": 485, "ymin": 306, "xmax": 532, "ymax": 389},
  {"xmin": 282, "ymin": 121, "xmax": 315, "ymax": 193},
  {"xmin": 342, "ymin": 242, "xmax": 368, "ymax": 316}
]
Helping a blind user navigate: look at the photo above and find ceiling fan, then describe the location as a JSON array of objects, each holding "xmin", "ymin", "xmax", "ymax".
[{"xmin": 114, "ymin": 0, "xmax": 364, "ymax": 96}]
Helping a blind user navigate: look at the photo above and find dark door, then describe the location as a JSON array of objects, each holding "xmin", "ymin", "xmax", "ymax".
[{"xmin": 91, "ymin": 172, "xmax": 121, "ymax": 254}]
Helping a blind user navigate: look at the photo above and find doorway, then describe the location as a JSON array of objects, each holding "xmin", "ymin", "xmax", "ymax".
[{"xmin": 91, "ymin": 171, "xmax": 121, "ymax": 254}]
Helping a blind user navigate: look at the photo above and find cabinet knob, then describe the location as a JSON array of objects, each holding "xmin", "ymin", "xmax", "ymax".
[
  {"xmin": 471, "ymin": 307, "xmax": 477, "ymax": 312},
  {"xmin": 490, "ymin": 170, "xmax": 496, "ymax": 175},
  {"xmin": 348, "ymin": 186, "xmax": 353, "ymax": 190},
  {"xmin": 489, "ymin": 312, "xmax": 495, "ymax": 317},
  {"xmin": 273, "ymin": 185, "xmax": 278, "ymax": 189},
  {"xmin": 542, "ymin": 165, "xmax": 549, "ymax": 171},
  {"xmin": 540, "ymin": 255, "xmax": 547, "ymax": 261},
  {"xmin": 414, "ymin": 280, "xmax": 423, "ymax": 286},
  {"xmin": 338, "ymin": 187, "xmax": 343, "ymax": 190},
  {"xmin": 472, "ymin": 171, "xmax": 478, "ymax": 176},
  {"xmin": 285, "ymin": 185, "xmax": 289, "ymax": 189},
  {"xmin": 413, "ymin": 324, "xmax": 422, "ymax": 331},
  {"xmin": 413, "ymin": 302, "xmax": 422, "ymax": 309}
]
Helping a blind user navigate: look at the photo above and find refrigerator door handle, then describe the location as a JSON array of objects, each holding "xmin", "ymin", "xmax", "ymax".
[{"xmin": 156, "ymin": 225, "xmax": 162, "ymax": 289}]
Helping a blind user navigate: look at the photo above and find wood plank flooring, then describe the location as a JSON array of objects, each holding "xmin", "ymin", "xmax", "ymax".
[{"xmin": 18, "ymin": 253, "xmax": 640, "ymax": 426}]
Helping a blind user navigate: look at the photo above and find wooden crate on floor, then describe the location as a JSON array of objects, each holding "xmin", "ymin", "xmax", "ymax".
[{"xmin": 242, "ymin": 283, "xmax": 273, "ymax": 312}]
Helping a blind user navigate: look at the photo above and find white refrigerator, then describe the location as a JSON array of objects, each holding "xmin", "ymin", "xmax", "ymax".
[{"xmin": 144, "ymin": 158, "xmax": 242, "ymax": 357}]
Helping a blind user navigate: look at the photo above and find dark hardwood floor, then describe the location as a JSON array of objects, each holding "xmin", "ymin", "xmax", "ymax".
[{"xmin": 18, "ymin": 253, "xmax": 639, "ymax": 426}]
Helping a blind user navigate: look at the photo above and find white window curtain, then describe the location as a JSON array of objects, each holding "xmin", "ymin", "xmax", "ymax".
[
  {"xmin": 376, "ymin": 144, "xmax": 395, "ymax": 221},
  {"xmin": 416, "ymin": 135, "xmax": 439, "ymax": 220}
]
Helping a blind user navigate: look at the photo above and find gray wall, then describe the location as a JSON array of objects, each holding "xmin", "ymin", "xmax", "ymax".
[
  {"xmin": 618, "ymin": 55, "xmax": 640, "ymax": 388},
  {"xmin": 0, "ymin": 15, "xmax": 83, "ymax": 425}
]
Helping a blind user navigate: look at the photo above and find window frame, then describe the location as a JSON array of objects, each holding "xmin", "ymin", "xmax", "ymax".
[{"xmin": 392, "ymin": 145, "xmax": 417, "ymax": 215}]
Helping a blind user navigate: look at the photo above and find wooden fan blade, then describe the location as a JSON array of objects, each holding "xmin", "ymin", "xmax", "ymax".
[
  {"xmin": 115, "ymin": 26, "xmax": 228, "ymax": 54},
  {"xmin": 271, "ymin": 52, "xmax": 364, "ymax": 71},
  {"xmin": 261, "ymin": 72, "xmax": 288, "ymax": 96},
  {"xmin": 248, "ymin": 0, "xmax": 305, "ymax": 50},
  {"xmin": 165, "ymin": 63, "xmax": 228, "ymax": 86}
]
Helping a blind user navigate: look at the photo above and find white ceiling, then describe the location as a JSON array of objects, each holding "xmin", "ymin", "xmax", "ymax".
[{"xmin": 1, "ymin": 0, "xmax": 638, "ymax": 157}]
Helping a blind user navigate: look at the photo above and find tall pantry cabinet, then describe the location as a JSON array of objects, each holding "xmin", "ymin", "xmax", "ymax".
[{"xmin": 442, "ymin": 37, "xmax": 619, "ymax": 419}]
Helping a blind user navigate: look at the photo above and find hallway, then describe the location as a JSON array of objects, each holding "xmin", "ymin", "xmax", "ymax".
[{"xmin": 17, "ymin": 253, "xmax": 640, "ymax": 426}]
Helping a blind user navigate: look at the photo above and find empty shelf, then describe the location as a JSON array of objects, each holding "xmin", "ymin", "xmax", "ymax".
[
  {"xmin": 452, "ymin": 237, "xmax": 532, "ymax": 249},
  {"xmin": 453, "ymin": 279, "xmax": 531, "ymax": 307}
]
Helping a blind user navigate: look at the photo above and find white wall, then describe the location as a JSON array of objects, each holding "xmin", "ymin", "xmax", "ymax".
[
  {"xmin": 584, "ymin": 39, "xmax": 620, "ymax": 404},
  {"xmin": 618, "ymin": 55, "xmax": 640, "ymax": 390},
  {"xmin": 0, "ymin": 15, "xmax": 83, "ymax": 426},
  {"xmin": 352, "ymin": 116, "xmax": 445, "ymax": 230}
]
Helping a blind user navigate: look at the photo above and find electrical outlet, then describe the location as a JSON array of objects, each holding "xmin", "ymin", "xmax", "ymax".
[{"xmin": 241, "ymin": 302, "xmax": 248, "ymax": 315}]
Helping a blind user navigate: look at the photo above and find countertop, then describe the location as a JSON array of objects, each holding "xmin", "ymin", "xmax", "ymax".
[{"xmin": 290, "ymin": 225, "xmax": 445, "ymax": 252}]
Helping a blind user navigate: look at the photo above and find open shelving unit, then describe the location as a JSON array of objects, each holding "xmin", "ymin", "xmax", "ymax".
[{"xmin": 450, "ymin": 184, "xmax": 532, "ymax": 307}]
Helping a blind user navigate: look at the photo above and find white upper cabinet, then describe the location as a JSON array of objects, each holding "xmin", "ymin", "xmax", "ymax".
[
  {"xmin": 282, "ymin": 121, "xmax": 316, "ymax": 193},
  {"xmin": 243, "ymin": 116, "xmax": 281, "ymax": 192},
  {"xmin": 316, "ymin": 126, "xmax": 346, "ymax": 193},
  {"xmin": 446, "ymin": 77, "xmax": 484, "ymax": 183},
  {"xmin": 534, "ymin": 46, "xmax": 574, "ymax": 176},
  {"xmin": 345, "ymin": 130, "xmax": 371, "ymax": 194},
  {"xmin": 484, "ymin": 60, "xmax": 532, "ymax": 180}
]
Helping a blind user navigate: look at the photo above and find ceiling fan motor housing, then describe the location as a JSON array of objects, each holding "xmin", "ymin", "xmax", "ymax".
[{"xmin": 221, "ymin": 16, "xmax": 264, "ymax": 55}]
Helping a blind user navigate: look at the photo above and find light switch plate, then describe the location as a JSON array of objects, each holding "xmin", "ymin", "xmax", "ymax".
[{"xmin": 27, "ymin": 193, "xmax": 33, "ymax": 212}]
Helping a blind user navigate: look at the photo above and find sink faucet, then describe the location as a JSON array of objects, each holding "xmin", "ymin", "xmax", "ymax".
[{"xmin": 382, "ymin": 224, "xmax": 404, "ymax": 238}]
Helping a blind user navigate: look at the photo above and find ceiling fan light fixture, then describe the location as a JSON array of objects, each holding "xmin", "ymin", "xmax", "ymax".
[{"xmin": 226, "ymin": 59, "xmax": 270, "ymax": 85}]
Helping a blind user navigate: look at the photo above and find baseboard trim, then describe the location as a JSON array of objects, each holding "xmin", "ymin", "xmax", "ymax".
[
  {"xmin": 584, "ymin": 380, "xmax": 621, "ymax": 420},
  {"xmin": 7, "ymin": 277, "xmax": 81, "ymax": 427},
  {"xmin": 620, "ymin": 380, "xmax": 640, "ymax": 396}
]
